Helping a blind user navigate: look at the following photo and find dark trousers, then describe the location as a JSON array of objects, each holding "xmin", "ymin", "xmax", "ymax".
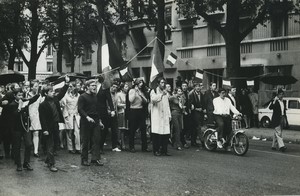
[
  {"xmin": 128, "ymin": 109, "xmax": 147, "ymax": 150},
  {"xmin": 43, "ymin": 123, "xmax": 59, "ymax": 166},
  {"xmin": 13, "ymin": 130, "xmax": 32, "ymax": 166},
  {"xmin": 2, "ymin": 127, "xmax": 13, "ymax": 158},
  {"xmin": 81, "ymin": 119, "xmax": 101, "ymax": 161},
  {"xmin": 152, "ymin": 133, "xmax": 169, "ymax": 154},
  {"xmin": 181, "ymin": 114, "xmax": 190, "ymax": 145},
  {"xmin": 251, "ymin": 113, "xmax": 259, "ymax": 128},
  {"xmin": 191, "ymin": 111, "xmax": 204, "ymax": 145},
  {"xmin": 99, "ymin": 114, "xmax": 118, "ymax": 150},
  {"xmin": 207, "ymin": 112, "xmax": 215, "ymax": 125},
  {"xmin": 214, "ymin": 114, "xmax": 232, "ymax": 140},
  {"xmin": 171, "ymin": 112, "xmax": 182, "ymax": 148}
]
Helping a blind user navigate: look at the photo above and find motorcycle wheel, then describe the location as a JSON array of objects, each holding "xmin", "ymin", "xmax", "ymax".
[
  {"xmin": 203, "ymin": 129, "xmax": 217, "ymax": 151},
  {"xmin": 232, "ymin": 133, "xmax": 249, "ymax": 156}
]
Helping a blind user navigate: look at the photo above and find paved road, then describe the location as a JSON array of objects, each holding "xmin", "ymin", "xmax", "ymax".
[{"xmin": 0, "ymin": 140, "xmax": 300, "ymax": 196}]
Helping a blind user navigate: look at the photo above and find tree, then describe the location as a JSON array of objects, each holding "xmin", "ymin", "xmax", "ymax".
[{"xmin": 177, "ymin": 0, "xmax": 299, "ymax": 88}]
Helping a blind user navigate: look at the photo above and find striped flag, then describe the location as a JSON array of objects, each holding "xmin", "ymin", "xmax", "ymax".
[
  {"xmin": 150, "ymin": 39, "xmax": 165, "ymax": 89},
  {"xmin": 166, "ymin": 52, "xmax": 177, "ymax": 67},
  {"xmin": 119, "ymin": 66, "xmax": 133, "ymax": 81},
  {"xmin": 195, "ymin": 69, "xmax": 204, "ymax": 80},
  {"xmin": 101, "ymin": 25, "xmax": 124, "ymax": 89}
]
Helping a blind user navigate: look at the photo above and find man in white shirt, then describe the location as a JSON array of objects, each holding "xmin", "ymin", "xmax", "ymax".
[{"xmin": 213, "ymin": 88, "xmax": 241, "ymax": 148}]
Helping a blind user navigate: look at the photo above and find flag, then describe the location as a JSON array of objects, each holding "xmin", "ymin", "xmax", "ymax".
[
  {"xmin": 119, "ymin": 66, "xmax": 133, "ymax": 82},
  {"xmin": 53, "ymin": 81, "xmax": 65, "ymax": 90},
  {"xmin": 223, "ymin": 79, "xmax": 231, "ymax": 87},
  {"xmin": 166, "ymin": 52, "xmax": 177, "ymax": 67},
  {"xmin": 247, "ymin": 80, "xmax": 254, "ymax": 86},
  {"xmin": 195, "ymin": 69, "xmax": 204, "ymax": 80},
  {"xmin": 101, "ymin": 25, "xmax": 124, "ymax": 89},
  {"xmin": 150, "ymin": 39, "xmax": 165, "ymax": 89}
]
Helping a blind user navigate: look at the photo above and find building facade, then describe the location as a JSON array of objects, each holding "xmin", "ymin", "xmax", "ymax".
[{"xmin": 55, "ymin": 0, "xmax": 300, "ymax": 106}]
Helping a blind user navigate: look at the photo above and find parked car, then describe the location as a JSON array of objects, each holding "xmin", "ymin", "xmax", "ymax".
[{"xmin": 258, "ymin": 97, "xmax": 300, "ymax": 128}]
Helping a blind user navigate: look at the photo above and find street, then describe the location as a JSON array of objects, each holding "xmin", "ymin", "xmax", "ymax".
[{"xmin": 0, "ymin": 139, "xmax": 300, "ymax": 196}]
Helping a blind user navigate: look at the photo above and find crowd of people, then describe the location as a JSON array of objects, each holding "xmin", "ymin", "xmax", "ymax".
[{"xmin": 0, "ymin": 75, "xmax": 287, "ymax": 172}]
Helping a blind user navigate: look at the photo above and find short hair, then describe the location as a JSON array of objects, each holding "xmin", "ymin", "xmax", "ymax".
[
  {"xmin": 181, "ymin": 81, "xmax": 188, "ymax": 86},
  {"xmin": 277, "ymin": 88, "xmax": 284, "ymax": 95},
  {"xmin": 157, "ymin": 77, "xmax": 166, "ymax": 84},
  {"xmin": 13, "ymin": 88, "xmax": 23, "ymax": 96},
  {"xmin": 85, "ymin": 79, "xmax": 96, "ymax": 87},
  {"xmin": 210, "ymin": 82, "xmax": 216, "ymax": 87},
  {"xmin": 194, "ymin": 82, "xmax": 203, "ymax": 87},
  {"xmin": 96, "ymin": 75, "xmax": 104, "ymax": 83},
  {"xmin": 173, "ymin": 87, "xmax": 182, "ymax": 94},
  {"xmin": 218, "ymin": 88, "xmax": 226, "ymax": 93},
  {"xmin": 41, "ymin": 85, "xmax": 53, "ymax": 96}
]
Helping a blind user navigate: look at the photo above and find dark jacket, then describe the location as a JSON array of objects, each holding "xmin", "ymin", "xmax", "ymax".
[
  {"xmin": 39, "ymin": 85, "xmax": 68, "ymax": 133},
  {"xmin": 204, "ymin": 90, "xmax": 218, "ymax": 113},
  {"xmin": 96, "ymin": 86, "xmax": 114, "ymax": 116},
  {"xmin": 189, "ymin": 90, "xmax": 205, "ymax": 112},
  {"xmin": 269, "ymin": 99, "xmax": 287, "ymax": 128}
]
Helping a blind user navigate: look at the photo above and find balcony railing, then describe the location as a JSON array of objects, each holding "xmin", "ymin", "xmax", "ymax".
[
  {"xmin": 270, "ymin": 39, "xmax": 288, "ymax": 51},
  {"xmin": 241, "ymin": 43, "xmax": 252, "ymax": 54},
  {"xmin": 181, "ymin": 49, "xmax": 193, "ymax": 58},
  {"xmin": 207, "ymin": 46, "xmax": 221, "ymax": 56}
]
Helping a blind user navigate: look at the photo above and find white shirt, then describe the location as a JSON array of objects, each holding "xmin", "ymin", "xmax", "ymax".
[
  {"xmin": 213, "ymin": 97, "xmax": 240, "ymax": 115},
  {"xmin": 279, "ymin": 100, "xmax": 284, "ymax": 116}
]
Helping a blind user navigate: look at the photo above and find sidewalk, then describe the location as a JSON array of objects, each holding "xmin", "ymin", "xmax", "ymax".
[{"xmin": 244, "ymin": 127, "xmax": 300, "ymax": 144}]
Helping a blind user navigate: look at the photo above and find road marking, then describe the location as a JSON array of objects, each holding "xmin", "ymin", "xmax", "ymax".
[{"xmin": 249, "ymin": 149, "xmax": 300, "ymax": 158}]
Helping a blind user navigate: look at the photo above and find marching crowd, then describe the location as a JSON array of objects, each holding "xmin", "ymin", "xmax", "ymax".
[{"xmin": 0, "ymin": 75, "xmax": 287, "ymax": 172}]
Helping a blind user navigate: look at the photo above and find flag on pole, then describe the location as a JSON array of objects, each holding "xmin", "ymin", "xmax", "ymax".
[
  {"xmin": 101, "ymin": 24, "xmax": 124, "ymax": 89},
  {"xmin": 150, "ymin": 38, "xmax": 165, "ymax": 89},
  {"xmin": 223, "ymin": 79, "xmax": 231, "ymax": 87},
  {"xmin": 166, "ymin": 52, "xmax": 177, "ymax": 67},
  {"xmin": 119, "ymin": 66, "xmax": 133, "ymax": 81},
  {"xmin": 247, "ymin": 80, "xmax": 254, "ymax": 86},
  {"xmin": 195, "ymin": 69, "xmax": 204, "ymax": 80}
]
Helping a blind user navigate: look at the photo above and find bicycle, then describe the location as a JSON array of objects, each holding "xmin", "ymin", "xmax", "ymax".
[{"xmin": 203, "ymin": 115, "xmax": 249, "ymax": 156}]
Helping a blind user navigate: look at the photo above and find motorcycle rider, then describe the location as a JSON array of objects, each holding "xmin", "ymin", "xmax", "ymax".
[{"xmin": 213, "ymin": 88, "xmax": 241, "ymax": 149}]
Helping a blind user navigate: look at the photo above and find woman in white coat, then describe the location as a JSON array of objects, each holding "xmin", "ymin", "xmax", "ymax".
[
  {"xmin": 150, "ymin": 78, "xmax": 171, "ymax": 156},
  {"xmin": 62, "ymin": 82, "xmax": 81, "ymax": 154},
  {"xmin": 28, "ymin": 81, "xmax": 44, "ymax": 157}
]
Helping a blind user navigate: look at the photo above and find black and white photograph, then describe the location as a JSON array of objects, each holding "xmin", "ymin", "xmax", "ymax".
[{"xmin": 0, "ymin": 0, "xmax": 300, "ymax": 195}]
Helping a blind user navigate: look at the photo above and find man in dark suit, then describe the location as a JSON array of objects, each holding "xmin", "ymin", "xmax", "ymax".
[
  {"xmin": 269, "ymin": 89, "xmax": 287, "ymax": 152},
  {"xmin": 95, "ymin": 76, "xmax": 117, "ymax": 153},
  {"xmin": 181, "ymin": 81, "xmax": 190, "ymax": 148},
  {"xmin": 188, "ymin": 82, "xmax": 205, "ymax": 147},
  {"xmin": 39, "ymin": 76, "xmax": 69, "ymax": 172},
  {"xmin": 204, "ymin": 82, "xmax": 218, "ymax": 124}
]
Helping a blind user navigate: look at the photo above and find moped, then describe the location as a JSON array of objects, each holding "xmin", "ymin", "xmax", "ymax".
[{"xmin": 203, "ymin": 115, "xmax": 249, "ymax": 156}]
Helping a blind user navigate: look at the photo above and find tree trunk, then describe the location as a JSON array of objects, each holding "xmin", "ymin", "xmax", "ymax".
[
  {"xmin": 57, "ymin": 0, "xmax": 64, "ymax": 73},
  {"xmin": 224, "ymin": 0, "xmax": 244, "ymax": 89},
  {"xmin": 7, "ymin": 45, "xmax": 16, "ymax": 70},
  {"xmin": 71, "ymin": 0, "xmax": 75, "ymax": 73},
  {"xmin": 28, "ymin": 62, "xmax": 37, "ymax": 80},
  {"xmin": 156, "ymin": 0, "xmax": 165, "ymax": 61}
]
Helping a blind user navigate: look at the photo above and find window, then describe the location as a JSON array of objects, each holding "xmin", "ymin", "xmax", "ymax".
[
  {"xmin": 182, "ymin": 27, "xmax": 193, "ymax": 47},
  {"xmin": 208, "ymin": 26, "xmax": 222, "ymax": 44},
  {"xmin": 118, "ymin": 0, "xmax": 127, "ymax": 21},
  {"xmin": 47, "ymin": 44, "xmax": 53, "ymax": 56},
  {"xmin": 288, "ymin": 100, "xmax": 299, "ymax": 109},
  {"xmin": 271, "ymin": 14, "xmax": 288, "ymax": 37},
  {"xmin": 82, "ymin": 46, "xmax": 92, "ymax": 63},
  {"xmin": 14, "ymin": 61, "xmax": 23, "ymax": 71},
  {"xmin": 267, "ymin": 66, "xmax": 292, "ymax": 90},
  {"xmin": 165, "ymin": 6, "xmax": 172, "ymax": 41},
  {"xmin": 47, "ymin": 62, "xmax": 53, "ymax": 72},
  {"xmin": 83, "ymin": 71, "xmax": 91, "ymax": 77}
]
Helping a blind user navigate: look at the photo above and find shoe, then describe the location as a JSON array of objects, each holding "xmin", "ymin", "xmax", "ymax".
[
  {"xmin": 81, "ymin": 160, "xmax": 90, "ymax": 166},
  {"xmin": 112, "ymin": 147, "xmax": 121, "ymax": 152},
  {"xmin": 16, "ymin": 165, "xmax": 23, "ymax": 171},
  {"xmin": 142, "ymin": 148, "xmax": 151, "ymax": 152},
  {"xmin": 177, "ymin": 147, "xmax": 182, "ymax": 151},
  {"xmin": 33, "ymin": 153, "xmax": 40, "ymax": 158},
  {"xmin": 154, "ymin": 152, "xmax": 161, "ymax": 156},
  {"xmin": 271, "ymin": 147, "xmax": 277, "ymax": 151},
  {"xmin": 23, "ymin": 163, "xmax": 33, "ymax": 171},
  {"xmin": 69, "ymin": 150, "xmax": 76, "ymax": 154},
  {"xmin": 279, "ymin": 146, "xmax": 287, "ymax": 152},
  {"xmin": 217, "ymin": 141, "xmax": 223, "ymax": 148},
  {"xmin": 183, "ymin": 144, "xmax": 189, "ymax": 149},
  {"xmin": 75, "ymin": 150, "xmax": 81, "ymax": 154},
  {"xmin": 161, "ymin": 152, "xmax": 171, "ymax": 156},
  {"xmin": 129, "ymin": 148, "xmax": 136, "ymax": 153},
  {"xmin": 91, "ymin": 160, "xmax": 104, "ymax": 166},
  {"xmin": 221, "ymin": 138, "xmax": 226, "ymax": 145},
  {"xmin": 49, "ymin": 165, "xmax": 58, "ymax": 172}
]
